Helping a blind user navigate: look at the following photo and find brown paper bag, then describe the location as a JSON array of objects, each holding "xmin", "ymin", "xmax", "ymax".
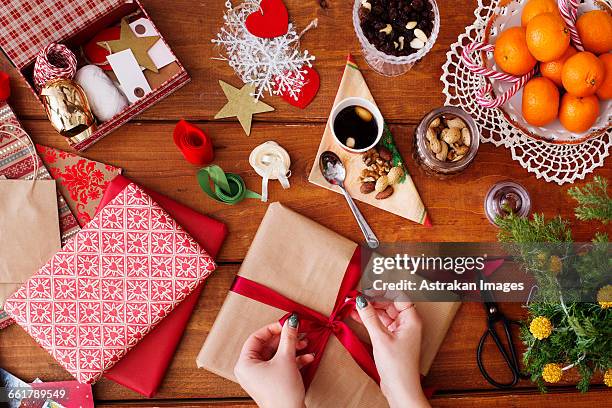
[
  {"xmin": 197, "ymin": 203, "xmax": 460, "ymax": 407},
  {"xmin": 0, "ymin": 128, "xmax": 61, "ymax": 309}
]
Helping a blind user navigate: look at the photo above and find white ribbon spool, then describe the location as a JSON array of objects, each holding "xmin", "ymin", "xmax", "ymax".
[{"xmin": 248, "ymin": 141, "xmax": 291, "ymax": 202}]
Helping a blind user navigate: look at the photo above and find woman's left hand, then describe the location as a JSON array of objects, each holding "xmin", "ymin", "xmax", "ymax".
[{"xmin": 234, "ymin": 315, "xmax": 315, "ymax": 408}]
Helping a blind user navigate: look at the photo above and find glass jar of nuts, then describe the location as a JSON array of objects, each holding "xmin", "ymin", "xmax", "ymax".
[{"xmin": 413, "ymin": 106, "xmax": 480, "ymax": 177}]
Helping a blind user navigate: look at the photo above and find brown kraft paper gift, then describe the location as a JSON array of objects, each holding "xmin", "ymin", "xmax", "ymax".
[
  {"xmin": 197, "ymin": 203, "xmax": 460, "ymax": 407},
  {"xmin": 0, "ymin": 179, "xmax": 61, "ymax": 306}
]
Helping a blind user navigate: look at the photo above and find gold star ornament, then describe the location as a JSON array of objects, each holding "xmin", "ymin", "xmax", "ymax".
[
  {"xmin": 214, "ymin": 81, "xmax": 274, "ymax": 136},
  {"xmin": 99, "ymin": 19, "xmax": 160, "ymax": 73}
]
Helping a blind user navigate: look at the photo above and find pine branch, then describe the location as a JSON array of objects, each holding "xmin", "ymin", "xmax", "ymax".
[{"xmin": 568, "ymin": 176, "xmax": 612, "ymax": 224}]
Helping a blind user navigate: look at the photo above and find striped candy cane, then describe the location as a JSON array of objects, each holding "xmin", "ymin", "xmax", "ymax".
[
  {"xmin": 558, "ymin": 0, "xmax": 584, "ymax": 50},
  {"xmin": 461, "ymin": 41, "xmax": 536, "ymax": 109}
]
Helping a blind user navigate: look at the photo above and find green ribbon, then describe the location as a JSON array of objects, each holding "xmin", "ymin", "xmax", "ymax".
[{"xmin": 197, "ymin": 165, "xmax": 260, "ymax": 204}]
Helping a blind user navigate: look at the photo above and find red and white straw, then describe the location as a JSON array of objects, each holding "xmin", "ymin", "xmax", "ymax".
[
  {"xmin": 33, "ymin": 43, "xmax": 77, "ymax": 92},
  {"xmin": 461, "ymin": 41, "xmax": 536, "ymax": 109},
  {"xmin": 558, "ymin": 0, "xmax": 584, "ymax": 50}
]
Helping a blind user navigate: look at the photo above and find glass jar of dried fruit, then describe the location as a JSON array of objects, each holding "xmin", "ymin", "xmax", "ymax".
[
  {"xmin": 353, "ymin": 0, "xmax": 440, "ymax": 76},
  {"xmin": 413, "ymin": 106, "xmax": 480, "ymax": 177}
]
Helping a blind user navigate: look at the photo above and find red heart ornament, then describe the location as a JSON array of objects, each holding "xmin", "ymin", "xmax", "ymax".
[
  {"xmin": 279, "ymin": 66, "xmax": 320, "ymax": 109},
  {"xmin": 245, "ymin": 0, "xmax": 289, "ymax": 38}
]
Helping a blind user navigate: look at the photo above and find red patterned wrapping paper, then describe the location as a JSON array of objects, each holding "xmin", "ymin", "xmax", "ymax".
[
  {"xmin": 4, "ymin": 183, "xmax": 217, "ymax": 384},
  {"xmin": 36, "ymin": 144, "xmax": 122, "ymax": 226},
  {"xmin": 0, "ymin": 102, "xmax": 81, "ymax": 330}
]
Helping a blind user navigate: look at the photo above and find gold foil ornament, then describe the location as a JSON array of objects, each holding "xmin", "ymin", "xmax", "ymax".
[{"xmin": 40, "ymin": 79, "xmax": 96, "ymax": 144}]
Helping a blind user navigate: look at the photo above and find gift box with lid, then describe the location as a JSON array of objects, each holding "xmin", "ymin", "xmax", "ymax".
[{"xmin": 0, "ymin": 0, "xmax": 190, "ymax": 151}]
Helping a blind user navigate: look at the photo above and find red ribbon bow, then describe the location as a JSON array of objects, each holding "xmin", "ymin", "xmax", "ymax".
[{"xmin": 231, "ymin": 248, "xmax": 380, "ymax": 388}]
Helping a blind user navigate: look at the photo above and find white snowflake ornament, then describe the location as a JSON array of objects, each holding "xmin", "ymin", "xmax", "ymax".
[{"xmin": 212, "ymin": 0, "xmax": 316, "ymax": 101}]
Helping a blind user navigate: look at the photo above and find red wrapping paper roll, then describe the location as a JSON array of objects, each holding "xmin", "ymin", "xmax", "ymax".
[
  {"xmin": 173, "ymin": 120, "xmax": 214, "ymax": 166},
  {"xmin": 0, "ymin": 71, "xmax": 10, "ymax": 101}
]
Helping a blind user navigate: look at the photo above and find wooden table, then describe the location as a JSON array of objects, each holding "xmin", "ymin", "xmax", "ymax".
[{"xmin": 0, "ymin": 0, "xmax": 610, "ymax": 406}]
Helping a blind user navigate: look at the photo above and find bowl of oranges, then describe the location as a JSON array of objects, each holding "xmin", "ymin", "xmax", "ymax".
[{"xmin": 483, "ymin": 0, "xmax": 611, "ymax": 144}]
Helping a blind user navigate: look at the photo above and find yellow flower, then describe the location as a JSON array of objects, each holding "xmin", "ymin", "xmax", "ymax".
[
  {"xmin": 530, "ymin": 316, "xmax": 553, "ymax": 340},
  {"xmin": 542, "ymin": 363, "xmax": 563, "ymax": 383},
  {"xmin": 534, "ymin": 251, "xmax": 548, "ymax": 269},
  {"xmin": 548, "ymin": 255, "xmax": 562, "ymax": 275},
  {"xmin": 605, "ymin": 368, "xmax": 612, "ymax": 387},
  {"xmin": 597, "ymin": 285, "xmax": 612, "ymax": 309}
]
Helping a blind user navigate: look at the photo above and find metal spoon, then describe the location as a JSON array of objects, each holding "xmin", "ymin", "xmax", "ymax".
[{"xmin": 319, "ymin": 151, "xmax": 379, "ymax": 248}]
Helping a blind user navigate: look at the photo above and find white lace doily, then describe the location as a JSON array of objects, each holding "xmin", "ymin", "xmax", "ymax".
[{"xmin": 441, "ymin": 0, "xmax": 611, "ymax": 185}]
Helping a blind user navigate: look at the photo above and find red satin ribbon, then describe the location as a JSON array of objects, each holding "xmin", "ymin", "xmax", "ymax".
[
  {"xmin": 230, "ymin": 247, "xmax": 380, "ymax": 389},
  {"xmin": 0, "ymin": 71, "xmax": 10, "ymax": 101},
  {"xmin": 173, "ymin": 120, "xmax": 214, "ymax": 166}
]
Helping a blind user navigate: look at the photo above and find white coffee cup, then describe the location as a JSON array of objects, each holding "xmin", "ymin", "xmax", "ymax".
[{"xmin": 330, "ymin": 97, "xmax": 384, "ymax": 153}]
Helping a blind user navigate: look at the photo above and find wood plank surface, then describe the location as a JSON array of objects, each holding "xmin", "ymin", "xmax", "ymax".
[
  {"xmin": 24, "ymin": 120, "xmax": 610, "ymax": 263},
  {"xmin": 0, "ymin": 0, "xmax": 473, "ymax": 123},
  {"xmin": 0, "ymin": 0, "xmax": 610, "ymax": 406}
]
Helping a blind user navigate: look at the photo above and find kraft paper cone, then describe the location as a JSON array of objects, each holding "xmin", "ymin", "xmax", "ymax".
[
  {"xmin": 197, "ymin": 203, "xmax": 459, "ymax": 407},
  {"xmin": 308, "ymin": 55, "xmax": 431, "ymax": 226}
]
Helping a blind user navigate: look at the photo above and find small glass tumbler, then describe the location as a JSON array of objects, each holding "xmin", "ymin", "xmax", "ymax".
[
  {"xmin": 484, "ymin": 181, "xmax": 532, "ymax": 226},
  {"xmin": 413, "ymin": 106, "xmax": 480, "ymax": 178},
  {"xmin": 352, "ymin": 0, "xmax": 440, "ymax": 76}
]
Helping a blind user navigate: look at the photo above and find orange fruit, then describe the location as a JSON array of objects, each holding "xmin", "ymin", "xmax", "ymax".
[
  {"xmin": 559, "ymin": 93, "xmax": 600, "ymax": 133},
  {"xmin": 494, "ymin": 27, "xmax": 538, "ymax": 75},
  {"xmin": 576, "ymin": 10, "xmax": 612, "ymax": 55},
  {"xmin": 561, "ymin": 51, "xmax": 605, "ymax": 96},
  {"xmin": 540, "ymin": 46, "xmax": 577, "ymax": 86},
  {"xmin": 522, "ymin": 77, "xmax": 560, "ymax": 126},
  {"xmin": 526, "ymin": 12, "xmax": 570, "ymax": 62},
  {"xmin": 521, "ymin": 0, "xmax": 560, "ymax": 27},
  {"xmin": 596, "ymin": 53, "xmax": 612, "ymax": 100}
]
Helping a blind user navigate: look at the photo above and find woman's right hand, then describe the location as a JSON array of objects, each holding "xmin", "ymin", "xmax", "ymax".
[{"xmin": 353, "ymin": 295, "xmax": 431, "ymax": 408}]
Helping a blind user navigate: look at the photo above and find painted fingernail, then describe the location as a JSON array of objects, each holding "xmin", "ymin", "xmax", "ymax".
[
  {"xmin": 288, "ymin": 313, "xmax": 299, "ymax": 328},
  {"xmin": 356, "ymin": 295, "xmax": 368, "ymax": 309}
]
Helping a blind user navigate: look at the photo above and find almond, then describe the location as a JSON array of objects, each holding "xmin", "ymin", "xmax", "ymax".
[
  {"xmin": 377, "ymin": 146, "xmax": 392, "ymax": 161},
  {"xmin": 360, "ymin": 181, "xmax": 375, "ymax": 194},
  {"xmin": 375, "ymin": 185, "xmax": 394, "ymax": 200}
]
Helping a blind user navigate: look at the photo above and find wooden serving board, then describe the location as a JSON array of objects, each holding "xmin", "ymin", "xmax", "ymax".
[{"xmin": 308, "ymin": 55, "xmax": 430, "ymax": 226}]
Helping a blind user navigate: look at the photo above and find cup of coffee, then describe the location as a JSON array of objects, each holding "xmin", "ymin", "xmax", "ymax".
[{"xmin": 330, "ymin": 97, "xmax": 384, "ymax": 153}]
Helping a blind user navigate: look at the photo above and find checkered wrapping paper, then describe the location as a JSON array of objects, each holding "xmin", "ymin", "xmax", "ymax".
[
  {"xmin": 4, "ymin": 183, "xmax": 217, "ymax": 384},
  {"xmin": 0, "ymin": 0, "xmax": 125, "ymax": 69}
]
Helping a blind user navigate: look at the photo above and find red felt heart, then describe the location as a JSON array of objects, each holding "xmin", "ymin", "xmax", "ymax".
[
  {"xmin": 279, "ymin": 66, "xmax": 320, "ymax": 109},
  {"xmin": 245, "ymin": 0, "xmax": 289, "ymax": 38}
]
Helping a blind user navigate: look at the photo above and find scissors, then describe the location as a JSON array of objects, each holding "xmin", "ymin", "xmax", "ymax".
[{"xmin": 476, "ymin": 275, "xmax": 526, "ymax": 389}]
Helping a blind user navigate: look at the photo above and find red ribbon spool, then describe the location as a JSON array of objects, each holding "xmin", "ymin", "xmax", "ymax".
[{"xmin": 173, "ymin": 120, "xmax": 214, "ymax": 166}]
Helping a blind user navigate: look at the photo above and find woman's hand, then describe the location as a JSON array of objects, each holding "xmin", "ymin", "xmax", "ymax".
[
  {"xmin": 353, "ymin": 295, "xmax": 431, "ymax": 408},
  {"xmin": 234, "ymin": 314, "xmax": 315, "ymax": 408}
]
